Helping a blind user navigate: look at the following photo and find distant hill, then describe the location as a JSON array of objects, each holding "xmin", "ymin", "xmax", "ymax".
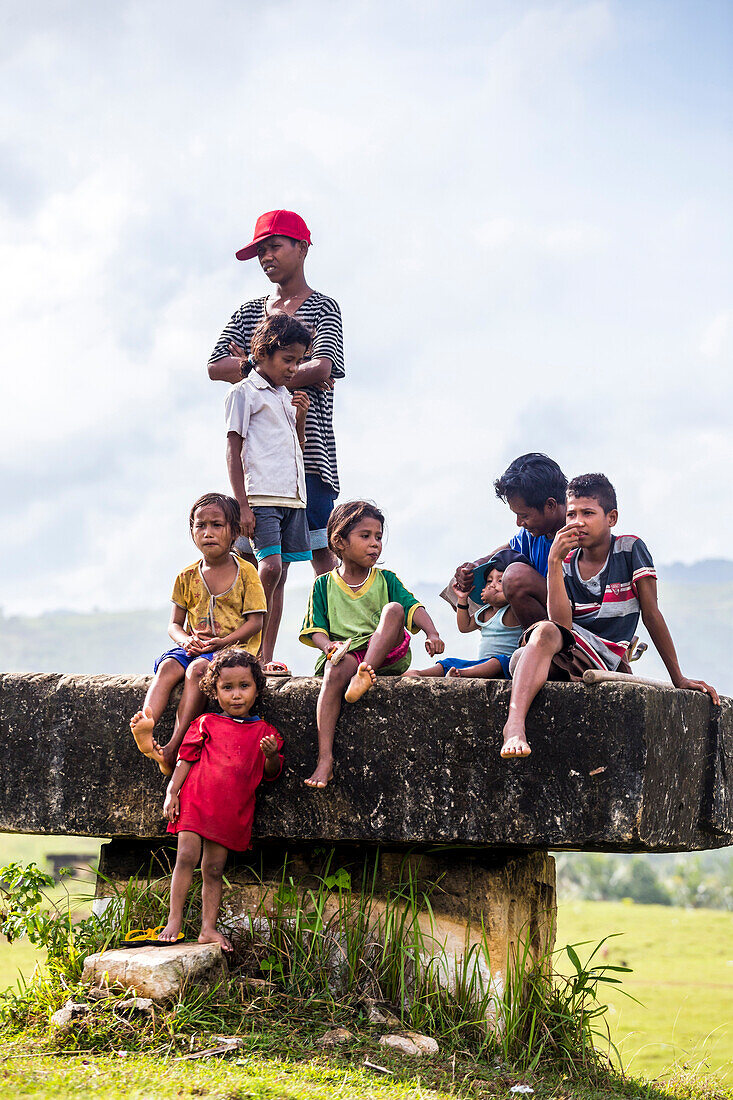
[{"xmin": 2, "ymin": 559, "xmax": 731, "ymax": 695}]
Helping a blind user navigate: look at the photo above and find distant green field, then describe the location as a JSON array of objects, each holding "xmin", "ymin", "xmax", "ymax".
[
  {"xmin": 2, "ymin": 836, "xmax": 732, "ymax": 1088},
  {"xmin": 0, "ymin": 833, "xmax": 104, "ymax": 994},
  {"xmin": 556, "ymin": 899, "xmax": 733, "ymax": 1086}
]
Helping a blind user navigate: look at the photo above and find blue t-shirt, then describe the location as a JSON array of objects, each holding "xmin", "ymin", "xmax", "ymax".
[{"xmin": 509, "ymin": 530, "xmax": 553, "ymax": 578}]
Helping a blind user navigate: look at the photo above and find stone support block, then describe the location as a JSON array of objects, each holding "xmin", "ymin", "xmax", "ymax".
[{"xmin": 82, "ymin": 941, "xmax": 226, "ymax": 1002}]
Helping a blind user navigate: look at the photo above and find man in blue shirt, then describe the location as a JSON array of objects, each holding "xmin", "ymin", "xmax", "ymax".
[{"xmin": 454, "ymin": 453, "xmax": 567, "ymax": 627}]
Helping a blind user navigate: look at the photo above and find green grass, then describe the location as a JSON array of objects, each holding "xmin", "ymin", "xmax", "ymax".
[
  {"xmin": 557, "ymin": 899, "xmax": 733, "ymax": 1086},
  {"xmin": 2, "ymin": 839, "xmax": 733, "ymax": 1095}
]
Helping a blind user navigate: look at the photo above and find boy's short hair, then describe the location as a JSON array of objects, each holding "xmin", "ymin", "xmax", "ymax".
[
  {"xmin": 189, "ymin": 493, "xmax": 241, "ymax": 544},
  {"xmin": 327, "ymin": 500, "xmax": 385, "ymax": 557},
  {"xmin": 567, "ymin": 473, "xmax": 618, "ymax": 513},
  {"xmin": 250, "ymin": 313, "xmax": 313, "ymax": 362},
  {"xmin": 200, "ymin": 647, "xmax": 266, "ymax": 708},
  {"xmin": 494, "ymin": 453, "xmax": 568, "ymax": 509}
]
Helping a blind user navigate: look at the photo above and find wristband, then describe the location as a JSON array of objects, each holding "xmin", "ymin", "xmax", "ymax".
[{"xmin": 457, "ymin": 603, "xmax": 469, "ymax": 610}]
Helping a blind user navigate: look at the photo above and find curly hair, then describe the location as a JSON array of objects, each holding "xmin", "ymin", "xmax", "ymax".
[
  {"xmin": 327, "ymin": 500, "xmax": 385, "ymax": 557},
  {"xmin": 567, "ymin": 473, "xmax": 617, "ymax": 514},
  {"xmin": 250, "ymin": 313, "xmax": 313, "ymax": 362},
  {"xmin": 200, "ymin": 647, "xmax": 266, "ymax": 710},
  {"xmin": 189, "ymin": 493, "xmax": 241, "ymax": 545}
]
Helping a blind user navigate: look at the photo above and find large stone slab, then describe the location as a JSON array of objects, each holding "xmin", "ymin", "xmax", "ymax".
[
  {"xmin": 82, "ymin": 941, "xmax": 226, "ymax": 1002},
  {"xmin": 0, "ymin": 672, "xmax": 730, "ymax": 852}
]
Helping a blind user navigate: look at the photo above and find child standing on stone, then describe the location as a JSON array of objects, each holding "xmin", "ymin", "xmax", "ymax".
[
  {"xmin": 130, "ymin": 493, "xmax": 266, "ymax": 775},
  {"xmin": 160, "ymin": 648, "xmax": 283, "ymax": 951},
  {"xmin": 299, "ymin": 500, "xmax": 444, "ymax": 788},
  {"xmin": 226, "ymin": 313, "xmax": 312, "ymax": 671}
]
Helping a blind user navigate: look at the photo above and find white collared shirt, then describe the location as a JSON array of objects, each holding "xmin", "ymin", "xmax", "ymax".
[{"xmin": 225, "ymin": 371, "xmax": 307, "ymax": 506}]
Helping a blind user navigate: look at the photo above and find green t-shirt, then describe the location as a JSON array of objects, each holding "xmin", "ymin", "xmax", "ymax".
[{"xmin": 300, "ymin": 567, "xmax": 423, "ymax": 675}]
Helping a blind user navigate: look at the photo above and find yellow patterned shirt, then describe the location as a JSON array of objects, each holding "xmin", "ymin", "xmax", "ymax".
[{"xmin": 171, "ymin": 554, "xmax": 267, "ymax": 655}]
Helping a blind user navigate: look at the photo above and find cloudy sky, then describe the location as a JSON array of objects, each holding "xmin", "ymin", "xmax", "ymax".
[{"xmin": 1, "ymin": 0, "xmax": 731, "ymax": 618}]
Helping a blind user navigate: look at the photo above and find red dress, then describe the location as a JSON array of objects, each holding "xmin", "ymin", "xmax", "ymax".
[{"xmin": 167, "ymin": 713, "xmax": 283, "ymax": 851}]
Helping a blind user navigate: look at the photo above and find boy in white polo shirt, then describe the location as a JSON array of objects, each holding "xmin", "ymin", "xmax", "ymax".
[{"xmin": 225, "ymin": 314, "xmax": 312, "ymax": 669}]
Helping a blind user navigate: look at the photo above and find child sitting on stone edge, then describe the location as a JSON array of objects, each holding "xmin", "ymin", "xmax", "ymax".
[{"xmin": 501, "ymin": 473, "xmax": 719, "ymax": 760}]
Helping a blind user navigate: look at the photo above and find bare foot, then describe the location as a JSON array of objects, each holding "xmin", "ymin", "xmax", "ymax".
[
  {"xmin": 158, "ymin": 740, "xmax": 177, "ymax": 775},
  {"xmin": 501, "ymin": 729, "xmax": 532, "ymax": 759},
  {"xmin": 304, "ymin": 758, "xmax": 334, "ymax": 789},
  {"xmin": 446, "ymin": 667, "xmax": 463, "ymax": 678},
  {"xmin": 130, "ymin": 707, "xmax": 172, "ymax": 775},
  {"xmin": 199, "ymin": 927, "xmax": 233, "ymax": 952},
  {"xmin": 158, "ymin": 917, "xmax": 182, "ymax": 942},
  {"xmin": 344, "ymin": 662, "xmax": 377, "ymax": 703}
]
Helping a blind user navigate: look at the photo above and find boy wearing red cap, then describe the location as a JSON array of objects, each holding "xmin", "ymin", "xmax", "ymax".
[{"xmin": 208, "ymin": 211, "xmax": 344, "ymax": 578}]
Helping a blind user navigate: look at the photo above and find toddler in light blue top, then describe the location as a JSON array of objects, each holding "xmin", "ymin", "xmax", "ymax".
[{"xmin": 404, "ymin": 565, "xmax": 523, "ymax": 680}]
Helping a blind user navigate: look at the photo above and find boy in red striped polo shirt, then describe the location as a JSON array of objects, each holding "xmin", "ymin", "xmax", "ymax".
[{"xmin": 501, "ymin": 472, "xmax": 719, "ymax": 760}]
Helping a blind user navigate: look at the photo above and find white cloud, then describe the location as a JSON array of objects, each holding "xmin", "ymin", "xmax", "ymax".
[
  {"xmin": 0, "ymin": 0, "xmax": 731, "ymax": 617},
  {"xmin": 699, "ymin": 311, "xmax": 732, "ymax": 360}
]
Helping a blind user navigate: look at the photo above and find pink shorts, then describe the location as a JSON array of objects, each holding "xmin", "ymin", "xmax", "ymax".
[{"xmin": 352, "ymin": 628, "xmax": 411, "ymax": 669}]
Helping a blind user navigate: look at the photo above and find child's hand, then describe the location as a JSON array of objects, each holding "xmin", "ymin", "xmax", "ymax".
[
  {"xmin": 260, "ymin": 734, "xmax": 280, "ymax": 758},
  {"xmin": 163, "ymin": 789, "xmax": 180, "ymax": 823},
  {"xmin": 451, "ymin": 580, "xmax": 471, "ymax": 601},
  {"xmin": 291, "ymin": 390, "xmax": 310, "ymax": 422},
  {"xmin": 454, "ymin": 562, "xmax": 475, "ymax": 592},
  {"xmin": 228, "ymin": 340, "xmax": 249, "ymax": 372},
  {"xmin": 239, "ymin": 504, "xmax": 256, "ymax": 540},
  {"xmin": 425, "ymin": 633, "xmax": 445, "ymax": 657},
  {"xmin": 185, "ymin": 632, "xmax": 210, "ymax": 656},
  {"xmin": 549, "ymin": 523, "xmax": 581, "ymax": 563},
  {"xmin": 192, "ymin": 630, "xmax": 221, "ymax": 654}
]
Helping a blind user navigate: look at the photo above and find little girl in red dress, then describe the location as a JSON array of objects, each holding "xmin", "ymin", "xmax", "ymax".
[{"xmin": 159, "ymin": 648, "xmax": 283, "ymax": 951}]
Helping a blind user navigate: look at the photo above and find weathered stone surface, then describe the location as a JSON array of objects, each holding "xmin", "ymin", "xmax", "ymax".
[
  {"xmin": 49, "ymin": 1000, "xmax": 90, "ymax": 1032},
  {"xmin": 1, "ymin": 672, "xmax": 731, "ymax": 852},
  {"xmin": 319, "ymin": 1027, "xmax": 354, "ymax": 1046},
  {"xmin": 82, "ymin": 942, "xmax": 226, "ymax": 1002},
  {"xmin": 379, "ymin": 1031, "xmax": 439, "ymax": 1056}
]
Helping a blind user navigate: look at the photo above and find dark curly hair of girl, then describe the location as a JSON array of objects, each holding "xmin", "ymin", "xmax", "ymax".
[
  {"xmin": 200, "ymin": 647, "xmax": 266, "ymax": 710},
  {"xmin": 250, "ymin": 313, "xmax": 313, "ymax": 362}
]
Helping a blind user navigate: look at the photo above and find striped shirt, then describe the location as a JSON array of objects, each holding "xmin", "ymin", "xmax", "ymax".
[
  {"xmin": 209, "ymin": 292, "xmax": 344, "ymax": 493},
  {"xmin": 562, "ymin": 535, "xmax": 656, "ymax": 670}
]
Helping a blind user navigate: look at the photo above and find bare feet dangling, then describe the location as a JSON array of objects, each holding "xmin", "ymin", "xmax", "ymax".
[
  {"xmin": 304, "ymin": 758, "xmax": 334, "ymax": 789},
  {"xmin": 500, "ymin": 727, "xmax": 532, "ymax": 759},
  {"xmin": 130, "ymin": 706, "xmax": 172, "ymax": 775},
  {"xmin": 344, "ymin": 662, "xmax": 377, "ymax": 703}
]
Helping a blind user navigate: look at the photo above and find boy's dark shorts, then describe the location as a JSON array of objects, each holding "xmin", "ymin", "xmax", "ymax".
[
  {"xmin": 511, "ymin": 623, "xmax": 631, "ymax": 682},
  {"xmin": 305, "ymin": 473, "xmax": 337, "ymax": 552},
  {"xmin": 239, "ymin": 506, "xmax": 312, "ymax": 564}
]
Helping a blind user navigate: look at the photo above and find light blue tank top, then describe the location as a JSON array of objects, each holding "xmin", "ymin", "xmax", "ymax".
[{"xmin": 476, "ymin": 604, "xmax": 524, "ymax": 660}]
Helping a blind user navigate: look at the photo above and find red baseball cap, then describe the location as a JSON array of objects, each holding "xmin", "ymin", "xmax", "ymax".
[{"xmin": 235, "ymin": 210, "xmax": 312, "ymax": 261}]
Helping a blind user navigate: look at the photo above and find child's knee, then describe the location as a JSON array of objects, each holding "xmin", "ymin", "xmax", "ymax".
[
  {"xmin": 528, "ymin": 621, "xmax": 563, "ymax": 652},
  {"xmin": 176, "ymin": 844, "xmax": 199, "ymax": 872},
  {"xmin": 383, "ymin": 602, "xmax": 405, "ymax": 623},
  {"xmin": 158, "ymin": 659, "xmax": 185, "ymax": 684},
  {"xmin": 201, "ymin": 856, "xmax": 226, "ymax": 881},
  {"xmin": 259, "ymin": 557, "xmax": 282, "ymax": 586},
  {"xmin": 186, "ymin": 657, "xmax": 210, "ymax": 682}
]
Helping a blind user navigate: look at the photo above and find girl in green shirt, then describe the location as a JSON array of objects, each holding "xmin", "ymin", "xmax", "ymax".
[{"xmin": 300, "ymin": 501, "xmax": 444, "ymax": 788}]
